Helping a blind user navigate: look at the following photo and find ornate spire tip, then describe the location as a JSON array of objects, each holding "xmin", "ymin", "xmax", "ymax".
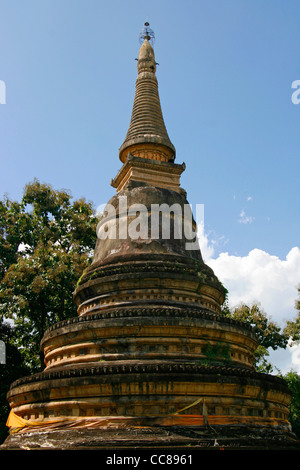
[{"xmin": 139, "ymin": 21, "xmax": 155, "ymax": 46}]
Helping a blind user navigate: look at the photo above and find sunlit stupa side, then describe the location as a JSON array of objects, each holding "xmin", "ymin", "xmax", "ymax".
[{"xmin": 2, "ymin": 22, "xmax": 298, "ymax": 450}]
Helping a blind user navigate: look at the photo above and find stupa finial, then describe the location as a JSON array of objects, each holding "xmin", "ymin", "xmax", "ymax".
[{"xmin": 139, "ymin": 21, "xmax": 155, "ymax": 46}]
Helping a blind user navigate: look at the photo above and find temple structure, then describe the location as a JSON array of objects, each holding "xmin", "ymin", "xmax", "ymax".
[{"xmin": 2, "ymin": 23, "xmax": 299, "ymax": 450}]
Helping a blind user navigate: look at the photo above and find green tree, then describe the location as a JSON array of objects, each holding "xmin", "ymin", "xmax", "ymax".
[
  {"xmin": 0, "ymin": 196, "xmax": 28, "ymax": 281},
  {"xmin": 0, "ymin": 180, "xmax": 98, "ymax": 371},
  {"xmin": 282, "ymin": 370, "xmax": 300, "ymax": 439},
  {"xmin": 222, "ymin": 303, "xmax": 289, "ymax": 373},
  {"xmin": 284, "ymin": 285, "xmax": 300, "ymax": 344},
  {"xmin": 281, "ymin": 287, "xmax": 300, "ymax": 438},
  {"xmin": 0, "ymin": 319, "xmax": 30, "ymax": 444},
  {"xmin": 222, "ymin": 293, "xmax": 300, "ymax": 438}
]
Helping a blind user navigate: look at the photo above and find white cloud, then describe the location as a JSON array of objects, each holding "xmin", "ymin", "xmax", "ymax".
[
  {"xmin": 238, "ymin": 209, "xmax": 255, "ymax": 224},
  {"xmin": 208, "ymin": 246, "xmax": 300, "ymax": 322},
  {"xmin": 197, "ymin": 224, "xmax": 229, "ymax": 264},
  {"xmin": 197, "ymin": 224, "xmax": 215, "ymax": 262},
  {"xmin": 290, "ymin": 343, "xmax": 300, "ymax": 373},
  {"xmin": 198, "ymin": 230, "xmax": 300, "ymax": 373},
  {"xmin": 17, "ymin": 243, "xmax": 30, "ymax": 252}
]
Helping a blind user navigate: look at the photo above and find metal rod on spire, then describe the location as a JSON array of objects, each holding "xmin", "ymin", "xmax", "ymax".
[{"xmin": 139, "ymin": 21, "xmax": 155, "ymax": 46}]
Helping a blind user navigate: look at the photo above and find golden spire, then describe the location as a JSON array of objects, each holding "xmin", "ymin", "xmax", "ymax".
[{"xmin": 119, "ymin": 22, "xmax": 175, "ymax": 164}]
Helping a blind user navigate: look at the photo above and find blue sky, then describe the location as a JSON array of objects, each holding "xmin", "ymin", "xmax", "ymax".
[
  {"xmin": 1, "ymin": 1, "xmax": 300, "ymax": 371},
  {"xmin": 1, "ymin": 0, "xmax": 299, "ymax": 259}
]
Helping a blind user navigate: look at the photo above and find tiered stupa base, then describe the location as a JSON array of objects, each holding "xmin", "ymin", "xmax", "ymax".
[
  {"xmin": 2, "ymin": 191, "xmax": 297, "ymax": 449},
  {"xmin": 3, "ymin": 307, "xmax": 298, "ymax": 450}
]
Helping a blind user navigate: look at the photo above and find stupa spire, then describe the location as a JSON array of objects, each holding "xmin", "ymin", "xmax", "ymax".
[{"xmin": 119, "ymin": 22, "xmax": 175, "ymax": 163}]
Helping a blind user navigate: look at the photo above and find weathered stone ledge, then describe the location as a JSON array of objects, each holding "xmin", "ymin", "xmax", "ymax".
[
  {"xmin": 77, "ymin": 256, "xmax": 220, "ymax": 288},
  {"xmin": 42, "ymin": 306, "xmax": 256, "ymax": 337},
  {"xmin": 9, "ymin": 361, "xmax": 290, "ymax": 393}
]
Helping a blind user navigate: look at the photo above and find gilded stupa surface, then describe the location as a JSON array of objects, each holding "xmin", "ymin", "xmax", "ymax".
[{"xmin": 2, "ymin": 23, "xmax": 298, "ymax": 450}]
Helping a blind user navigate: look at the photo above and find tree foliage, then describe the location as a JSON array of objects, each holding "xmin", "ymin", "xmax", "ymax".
[
  {"xmin": 0, "ymin": 180, "xmax": 98, "ymax": 370},
  {"xmin": 222, "ymin": 302, "xmax": 289, "ymax": 373},
  {"xmin": 282, "ymin": 370, "xmax": 300, "ymax": 438},
  {"xmin": 0, "ymin": 320, "xmax": 31, "ymax": 443},
  {"xmin": 284, "ymin": 285, "xmax": 300, "ymax": 345}
]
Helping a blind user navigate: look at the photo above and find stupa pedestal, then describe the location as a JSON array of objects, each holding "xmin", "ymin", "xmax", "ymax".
[{"xmin": 2, "ymin": 23, "xmax": 299, "ymax": 450}]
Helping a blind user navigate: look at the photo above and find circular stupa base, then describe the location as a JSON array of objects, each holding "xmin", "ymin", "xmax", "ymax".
[{"xmin": 2, "ymin": 422, "xmax": 299, "ymax": 450}]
